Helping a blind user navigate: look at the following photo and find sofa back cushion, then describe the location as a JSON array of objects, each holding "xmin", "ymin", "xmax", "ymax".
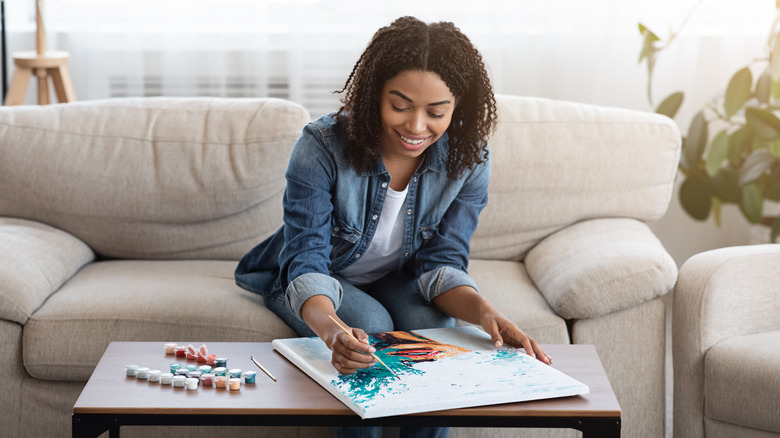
[
  {"xmin": 470, "ymin": 95, "xmax": 681, "ymax": 261},
  {"xmin": 0, "ymin": 97, "xmax": 310, "ymax": 260}
]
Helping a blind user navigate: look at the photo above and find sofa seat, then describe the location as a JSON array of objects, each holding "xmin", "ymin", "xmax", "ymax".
[
  {"xmin": 23, "ymin": 258, "xmax": 570, "ymax": 383},
  {"xmin": 704, "ymin": 330, "xmax": 780, "ymax": 434},
  {"xmin": 22, "ymin": 260, "xmax": 297, "ymax": 381}
]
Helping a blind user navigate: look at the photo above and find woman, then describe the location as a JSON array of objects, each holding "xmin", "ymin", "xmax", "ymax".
[{"xmin": 235, "ymin": 16, "xmax": 550, "ymax": 438}]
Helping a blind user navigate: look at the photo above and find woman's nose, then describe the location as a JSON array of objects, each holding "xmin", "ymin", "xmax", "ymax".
[{"xmin": 406, "ymin": 111, "xmax": 426, "ymax": 134}]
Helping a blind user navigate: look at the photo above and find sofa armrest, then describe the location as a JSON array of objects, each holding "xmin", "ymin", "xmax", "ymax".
[
  {"xmin": 524, "ymin": 217, "xmax": 677, "ymax": 319},
  {"xmin": 672, "ymin": 244, "xmax": 780, "ymax": 438},
  {"xmin": 0, "ymin": 218, "xmax": 94, "ymax": 325}
]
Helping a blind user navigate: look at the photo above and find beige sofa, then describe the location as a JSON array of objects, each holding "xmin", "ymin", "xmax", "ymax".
[
  {"xmin": 0, "ymin": 95, "xmax": 680, "ymax": 438},
  {"xmin": 674, "ymin": 244, "xmax": 780, "ymax": 438}
]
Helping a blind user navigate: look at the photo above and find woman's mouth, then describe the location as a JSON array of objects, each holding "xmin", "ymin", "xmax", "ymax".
[{"xmin": 397, "ymin": 132, "xmax": 429, "ymax": 150}]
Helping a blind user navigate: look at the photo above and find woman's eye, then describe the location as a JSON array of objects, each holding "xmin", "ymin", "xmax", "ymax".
[
  {"xmin": 428, "ymin": 112, "xmax": 445, "ymax": 119},
  {"xmin": 392, "ymin": 105, "xmax": 407, "ymax": 112}
]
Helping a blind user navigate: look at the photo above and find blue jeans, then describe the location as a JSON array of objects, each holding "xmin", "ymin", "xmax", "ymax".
[{"xmin": 263, "ymin": 271, "xmax": 454, "ymax": 438}]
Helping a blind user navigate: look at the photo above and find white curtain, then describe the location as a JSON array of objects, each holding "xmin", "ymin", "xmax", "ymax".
[{"xmin": 3, "ymin": 0, "xmax": 776, "ymax": 264}]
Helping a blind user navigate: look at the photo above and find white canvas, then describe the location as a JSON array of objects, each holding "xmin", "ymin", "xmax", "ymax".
[{"xmin": 272, "ymin": 326, "xmax": 589, "ymax": 419}]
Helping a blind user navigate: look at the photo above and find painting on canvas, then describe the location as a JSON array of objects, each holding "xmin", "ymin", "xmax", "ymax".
[{"xmin": 272, "ymin": 326, "xmax": 589, "ymax": 419}]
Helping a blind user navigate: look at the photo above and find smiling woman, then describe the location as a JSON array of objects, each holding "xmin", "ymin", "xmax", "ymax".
[{"xmin": 234, "ymin": 15, "xmax": 549, "ymax": 438}]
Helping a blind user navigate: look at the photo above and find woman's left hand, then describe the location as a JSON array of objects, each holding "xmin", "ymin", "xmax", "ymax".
[
  {"xmin": 479, "ymin": 311, "xmax": 552, "ymax": 365},
  {"xmin": 432, "ymin": 285, "xmax": 552, "ymax": 365}
]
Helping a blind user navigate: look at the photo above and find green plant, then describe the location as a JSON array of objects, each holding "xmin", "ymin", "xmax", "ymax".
[{"xmin": 639, "ymin": 2, "xmax": 780, "ymax": 242}]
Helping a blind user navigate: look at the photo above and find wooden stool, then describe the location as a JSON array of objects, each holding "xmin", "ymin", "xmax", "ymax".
[{"xmin": 4, "ymin": 50, "xmax": 76, "ymax": 106}]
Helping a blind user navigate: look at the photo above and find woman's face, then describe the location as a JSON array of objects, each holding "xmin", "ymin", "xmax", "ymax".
[{"xmin": 379, "ymin": 70, "xmax": 455, "ymax": 164}]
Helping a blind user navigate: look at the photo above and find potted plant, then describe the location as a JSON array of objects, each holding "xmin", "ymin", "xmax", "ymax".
[{"xmin": 638, "ymin": 2, "xmax": 780, "ymax": 242}]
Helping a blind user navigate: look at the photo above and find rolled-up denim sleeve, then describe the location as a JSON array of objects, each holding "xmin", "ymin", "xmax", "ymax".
[
  {"xmin": 417, "ymin": 266, "xmax": 480, "ymax": 302},
  {"xmin": 285, "ymin": 272, "xmax": 343, "ymax": 320}
]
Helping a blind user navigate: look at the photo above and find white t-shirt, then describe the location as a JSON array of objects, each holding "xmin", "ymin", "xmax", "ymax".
[{"xmin": 339, "ymin": 186, "xmax": 408, "ymax": 286}]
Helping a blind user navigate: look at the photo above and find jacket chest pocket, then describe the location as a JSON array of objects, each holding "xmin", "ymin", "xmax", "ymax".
[{"xmin": 330, "ymin": 217, "xmax": 361, "ymax": 258}]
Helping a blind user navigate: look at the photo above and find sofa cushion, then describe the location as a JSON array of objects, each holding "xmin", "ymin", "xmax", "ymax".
[
  {"xmin": 464, "ymin": 259, "xmax": 569, "ymax": 344},
  {"xmin": 471, "ymin": 95, "xmax": 680, "ymax": 261},
  {"xmin": 0, "ymin": 97, "xmax": 310, "ymax": 260},
  {"xmin": 704, "ymin": 330, "xmax": 780, "ymax": 434},
  {"xmin": 22, "ymin": 260, "xmax": 295, "ymax": 381},
  {"xmin": 524, "ymin": 218, "xmax": 677, "ymax": 319},
  {"xmin": 0, "ymin": 218, "xmax": 94, "ymax": 325}
]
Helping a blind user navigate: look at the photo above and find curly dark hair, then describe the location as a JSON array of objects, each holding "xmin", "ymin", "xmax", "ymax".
[{"xmin": 336, "ymin": 16, "xmax": 497, "ymax": 179}]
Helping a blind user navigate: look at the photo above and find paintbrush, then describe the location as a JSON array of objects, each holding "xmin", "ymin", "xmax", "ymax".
[
  {"xmin": 250, "ymin": 355, "xmax": 277, "ymax": 382},
  {"xmin": 328, "ymin": 315, "xmax": 400, "ymax": 380}
]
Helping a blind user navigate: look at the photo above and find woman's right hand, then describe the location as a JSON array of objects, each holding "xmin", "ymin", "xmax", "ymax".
[
  {"xmin": 300, "ymin": 296, "xmax": 377, "ymax": 374},
  {"xmin": 326, "ymin": 325, "xmax": 377, "ymax": 374}
]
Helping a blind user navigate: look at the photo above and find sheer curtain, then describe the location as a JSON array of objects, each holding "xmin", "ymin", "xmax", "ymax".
[{"xmin": 4, "ymin": 0, "xmax": 776, "ymax": 264}]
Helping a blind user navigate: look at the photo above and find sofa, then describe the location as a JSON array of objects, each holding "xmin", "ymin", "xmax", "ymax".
[
  {"xmin": 0, "ymin": 95, "xmax": 680, "ymax": 438},
  {"xmin": 674, "ymin": 244, "xmax": 780, "ymax": 438}
]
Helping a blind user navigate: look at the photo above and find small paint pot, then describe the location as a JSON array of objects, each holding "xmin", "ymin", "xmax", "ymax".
[
  {"xmin": 185, "ymin": 377, "xmax": 199, "ymax": 390},
  {"xmin": 148, "ymin": 370, "xmax": 161, "ymax": 382},
  {"xmin": 164, "ymin": 343, "xmax": 177, "ymax": 355},
  {"xmin": 188, "ymin": 371, "xmax": 202, "ymax": 380},
  {"xmin": 215, "ymin": 375, "xmax": 227, "ymax": 389},
  {"xmin": 213, "ymin": 367, "xmax": 226, "ymax": 376},
  {"xmin": 175, "ymin": 369, "xmax": 189, "ymax": 377},
  {"xmin": 172, "ymin": 375, "xmax": 186, "ymax": 388},
  {"xmin": 228, "ymin": 368, "xmax": 242, "ymax": 378},
  {"xmin": 215, "ymin": 358, "xmax": 228, "ymax": 368},
  {"xmin": 242, "ymin": 370, "xmax": 256, "ymax": 384},
  {"xmin": 160, "ymin": 373, "xmax": 174, "ymax": 385},
  {"xmin": 200, "ymin": 373, "xmax": 214, "ymax": 386},
  {"xmin": 206, "ymin": 354, "xmax": 217, "ymax": 366},
  {"xmin": 169, "ymin": 363, "xmax": 182, "ymax": 374},
  {"xmin": 175, "ymin": 346, "xmax": 187, "ymax": 357},
  {"xmin": 186, "ymin": 364, "xmax": 198, "ymax": 372},
  {"xmin": 136, "ymin": 367, "xmax": 150, "ymax": 380},
  {"xmin": 198, "ymin": 365, "xmax": 212, "ymax": 374},
  {"xmin": 228, "ymin": 378, "xmax": 241, "ymax": 391},
  {"xmin": 125, "ymin": 364, "xmax": 139, "ymax": 377}
]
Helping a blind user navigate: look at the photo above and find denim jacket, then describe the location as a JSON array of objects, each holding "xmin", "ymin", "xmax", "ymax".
[{"xmin": 234, "ymin": 113, "xmax": 490, "ymax": 321}]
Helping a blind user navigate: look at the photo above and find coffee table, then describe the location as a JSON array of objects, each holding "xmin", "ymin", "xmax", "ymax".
[{"xmin": 72, "ymin": 342, "xmax": 621, "ymax": 437}]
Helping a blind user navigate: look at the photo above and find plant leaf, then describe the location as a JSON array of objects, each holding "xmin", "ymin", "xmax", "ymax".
[
  {"xmin": 769, "ymin": 137, "xmax": 780, "ymax": 157},
  {"xmin": 774, "ymin": 78, "xmax": 780, "ymax": 100},
  {"xmin": 712, "ymin": 197, "xmax": 722, "ymax": 227},
  {"xmin": 711, "ymin": 167, "xmax": 741, "ymax": 203},
  {"xmin": 766, "ymin": 178, "xmax": 780, "ymax": 201},
  {"xmin": 772, "ymin": 216, "xmax": 780, "ymax": 243},
  {"xmin": 705, "ymin": 130, "xmax": 730, "ymax": 176},
  {"xmin": 771, "ymin": 31, "xmax": 780, "ymax": 81},
  {"xmin": 745, "ymin": 107, "xmax": 780, "ymax": 140},
  {"xmin": 681, "ymin": 111, "xmax": 708, "ymax": 171},
  {"xmin": 740, "ymin": 184, "xmax": 763, "ymax": 223},
  {"xmin": 679, "ymin": 172, "xmax": 712, "ymax": 221},
  {"xmin": 756, "ymin": 67, "xmax": 772, "ymax": 104},
  {"xmin": 655, "ymin": 92, "xmax": 684, "ymax": 119},
  {"xmin": 724, "ymin": 67, "xmax": 752, "ymax": 118},
  {"xmin": 728, "ymin": 126, "xmax": 753, "ymax": 165},
  {"xmin": 739, "ymin": 148, "xmax": 775, "ymax": 185},
  {"xmin": 639, "ymin": 30, "xmax": 659, "ymax": 63}
]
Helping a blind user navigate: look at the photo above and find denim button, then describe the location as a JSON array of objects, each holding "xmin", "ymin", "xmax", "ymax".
[
  {"xmin": 381, "ymin": 182, "xmax": 388, "ymax": 188},
  {"xmin": 355, "ymin": 253, "xmax": 361, "ymax": 258},
  {"xmin": 406, "ymin": 209, "xmax": 412, "ymax": 215},
  {"xmin": 404, "ymin": 252, "xmax": 409, "ymax": 258},
  {"xmin": 334, "ymin": 227, "xmax": 340, "ymax": 232},
  {"xmin": 372, "ymin": 215, "xmax": 378, "ymax": 221},
  {"xmin": 413, "ymin": 176, "xmax": 418, "ymax": 182}
]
